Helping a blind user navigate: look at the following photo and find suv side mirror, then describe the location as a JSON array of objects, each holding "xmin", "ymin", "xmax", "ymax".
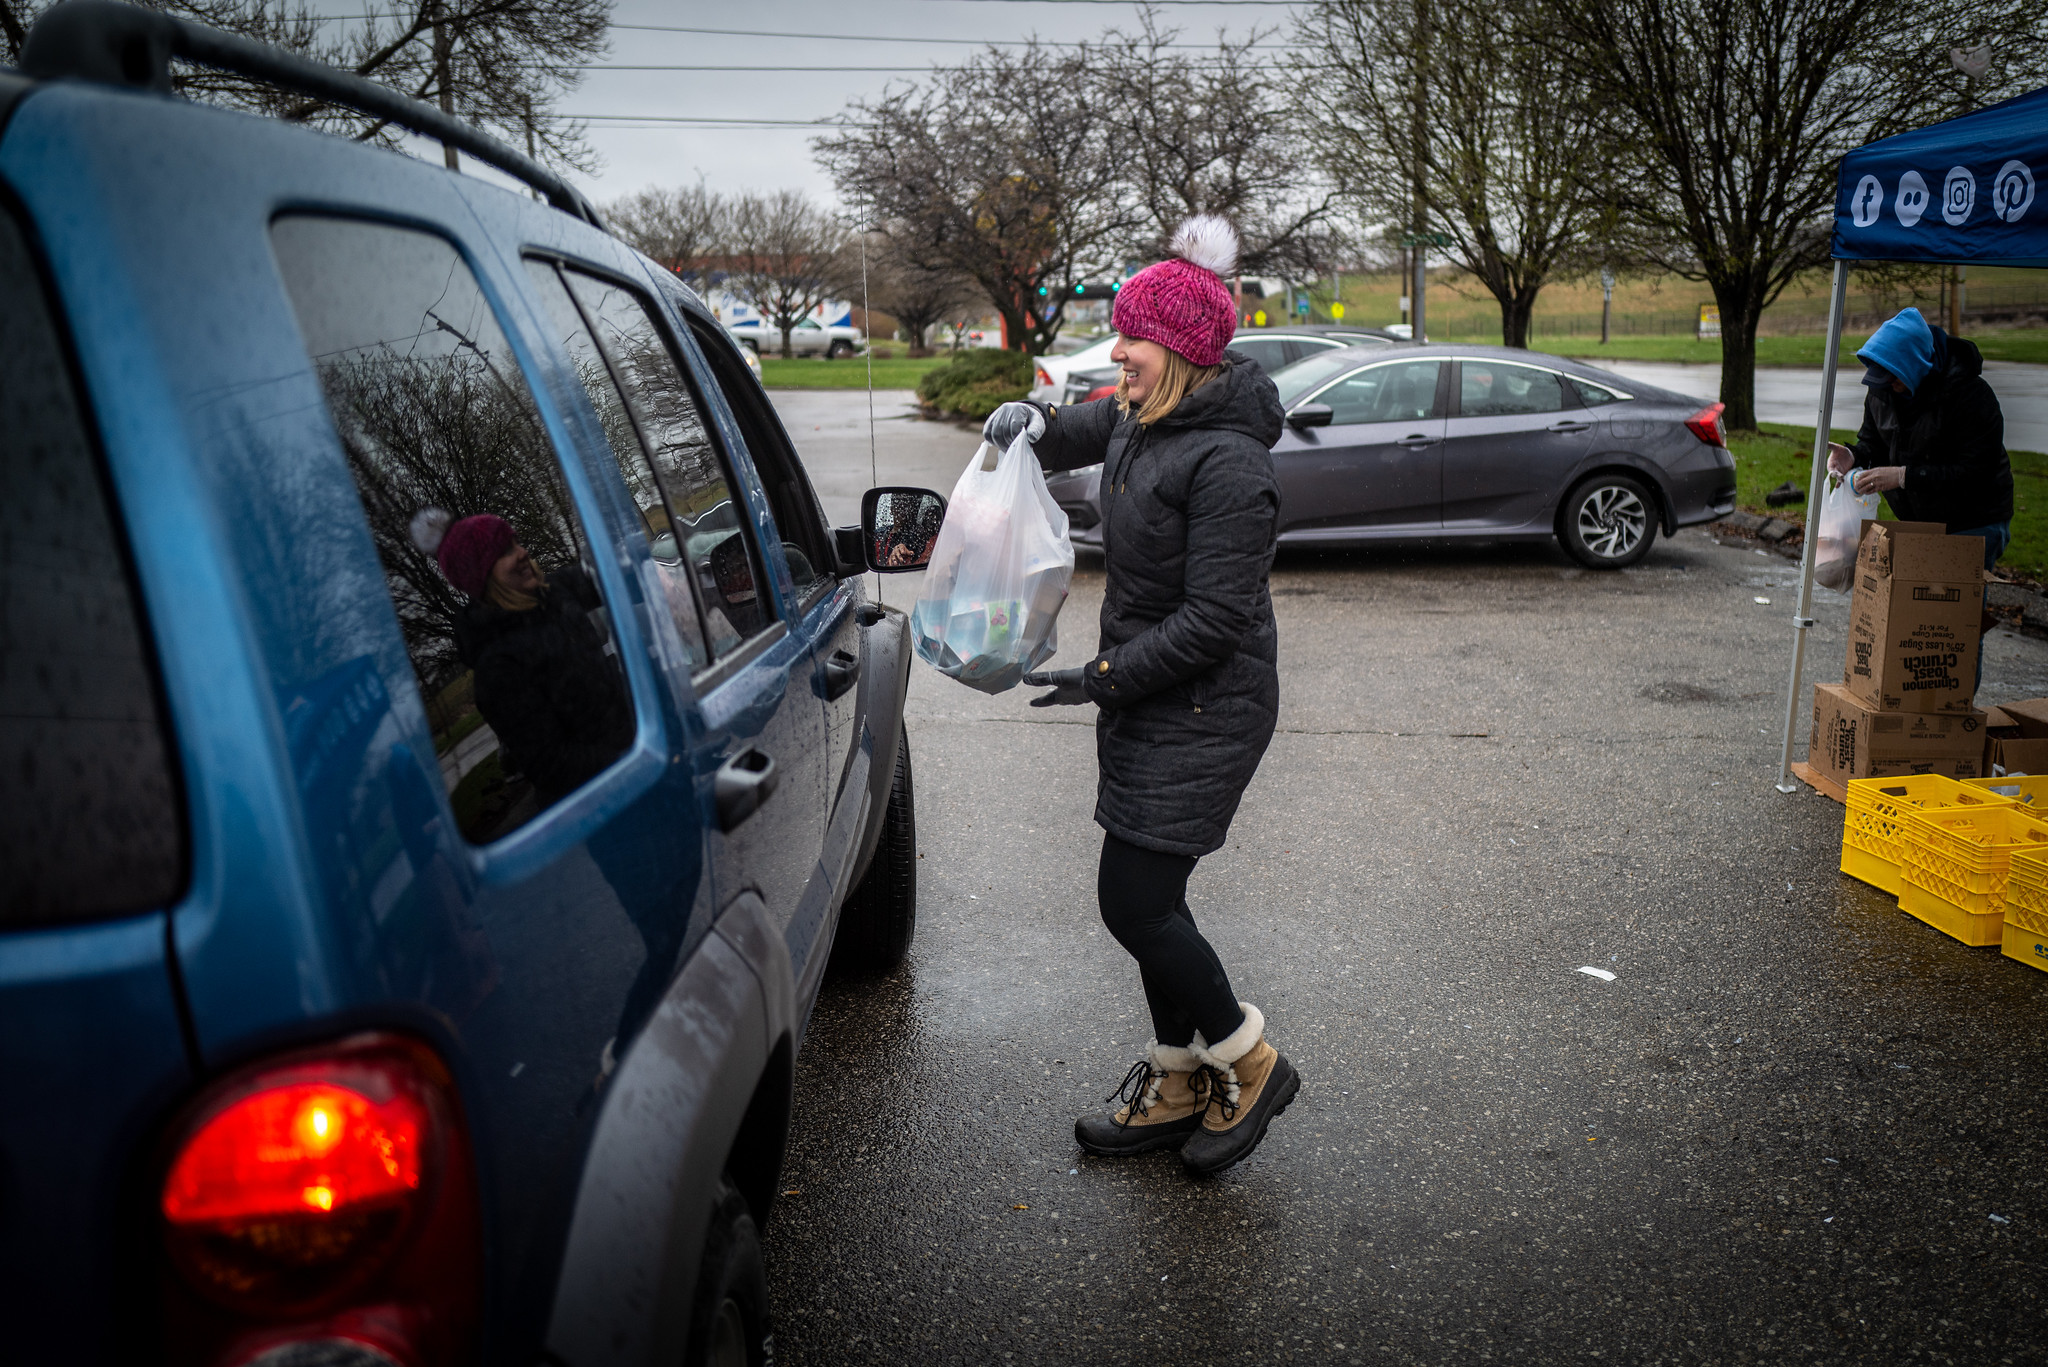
[
  {"xmin": 1287, "ymin": 403, "xmax": 1334, "ymax": 429},
  {"xmin": 852, "ymin": 487, "xmax": 947, "ymax": 573}
]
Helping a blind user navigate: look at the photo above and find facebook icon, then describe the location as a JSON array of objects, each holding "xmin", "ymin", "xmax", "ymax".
[{"xmin": 1851, "ymin": 174, "xmax": 1884, "ymax": 228}]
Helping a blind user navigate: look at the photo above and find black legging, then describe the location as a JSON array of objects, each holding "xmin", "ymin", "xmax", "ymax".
[{"xmin": 1098, "ymin": 833, "xmax": 1246, "ymax": 1049}]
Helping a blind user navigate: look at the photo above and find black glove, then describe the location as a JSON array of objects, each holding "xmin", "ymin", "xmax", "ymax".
[
  {"xmin": 1023, "ymin": 666, "xmax": 1090, "ymax": 707},
  {"xmin": 982, "ymin": 401, "xmax": 1045, "ymax": 449}
]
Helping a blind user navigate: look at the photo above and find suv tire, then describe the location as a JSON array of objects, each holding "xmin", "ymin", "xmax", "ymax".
[
  {"xmin": 830, "ymin": 724, "xmax": 916, "ymax": 973},
  {"xmin": 683, "ymin": 1177, "xmax": 772, "ymax": 1367},
  {"xmin": 1559, "ymin": 472, "xmax": 1658, "ymax": 570}
]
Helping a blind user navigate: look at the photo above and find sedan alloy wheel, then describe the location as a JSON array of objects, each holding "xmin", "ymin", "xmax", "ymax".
[{"xmin": 1561, "ymin": 473, "xmax": 1657, "ymax": 569}]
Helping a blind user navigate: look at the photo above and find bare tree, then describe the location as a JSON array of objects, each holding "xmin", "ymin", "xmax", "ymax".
[
  {"xmin": 817, "ymin": 42, "xmax": 1133, "ymax": 354},
  {"xmin": 1303, "ymin": 0, "xmax": 1612, "ymax": 348},
  {"xmin": 608, "ymin": 181, "xmax": 724, "ymax": 286},
  {"xmin": 1090, "ymin": 11, "xmax": 1341, "ymax": 280},
  {"xmin": 1544, "ymin": 0, "xmax": 2047, "ymax": 429},
  {"xmin": 858, "ymin": 234, "xmax": 979, "ymax": 354},
  {"xmin": 4, "ymin": 0, "xmax": 609, "ymax": 172},
  {"xmin": 721, "ymin": 190, "xmax": 851, "ymax": 360}
]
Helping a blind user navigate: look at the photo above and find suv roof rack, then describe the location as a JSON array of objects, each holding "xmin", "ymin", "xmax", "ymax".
[{"xmin": 19, "ymin": 0, "xmax": 604, "ymax": 228}]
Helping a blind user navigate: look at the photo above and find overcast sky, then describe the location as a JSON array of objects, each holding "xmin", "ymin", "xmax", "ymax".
[{"xmin": 558, "ymin": 0, "xmax": 1306, "ymax": 207}]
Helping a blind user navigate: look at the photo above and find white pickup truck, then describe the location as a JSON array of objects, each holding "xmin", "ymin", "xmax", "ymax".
[{"xmin": 730, "ymin": 316, "xmax": 864, "ymax": 358}]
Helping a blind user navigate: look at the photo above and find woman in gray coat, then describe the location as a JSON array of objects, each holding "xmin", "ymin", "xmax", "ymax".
[{"xmin": 983, "ymin": 216, "xmax": 1298, "ymax": 1176}]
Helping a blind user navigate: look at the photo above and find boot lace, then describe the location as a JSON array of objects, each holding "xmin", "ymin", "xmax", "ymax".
[
  {"xmin": 1108, "ymin": 1060, "xmax": 1158, "ymax": 1127},
  {"xmin": 1199, "ymin": 1063, "xmax": 1240, "ymax": 1125}
]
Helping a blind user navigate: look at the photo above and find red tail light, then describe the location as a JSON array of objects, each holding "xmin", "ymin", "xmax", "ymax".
[
  {"xmin": 158, "ymin": 1034, "xmax": 478, "ymax": 1367},
  {"xmin": 1034, "ymin": 365, "xmax": 1054, "ymax": 388},
  {"xmin": 1685, "ymin": 402, "xmax": 1727, "ymax": 447},
  {"xmin": 1084, "ymin": 382, "xmax": 1118, "ymax": 403}
]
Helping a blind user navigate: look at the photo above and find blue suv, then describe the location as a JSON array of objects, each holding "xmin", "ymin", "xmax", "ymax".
[{"xmin": 0, "ymin": 5, "xmax": 944, "ymax": 1364}]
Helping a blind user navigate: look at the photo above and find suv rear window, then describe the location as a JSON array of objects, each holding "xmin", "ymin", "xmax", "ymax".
[
  {"xmin": 0, "ymin": 203, "xmax": 186, "ymax": 925},
  {"xmin": 272, "ymin": 217, "xmax": 634, "ymax": 844}
]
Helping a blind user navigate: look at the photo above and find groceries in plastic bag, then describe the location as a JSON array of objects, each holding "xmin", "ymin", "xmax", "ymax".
[
  {"xmin": 1814, "ymin": 471, "xmax": 1882, "ymax": 590},
  {"xmin": 911, "ymin": 432, "xmax": 1074, "ymax": 694}
]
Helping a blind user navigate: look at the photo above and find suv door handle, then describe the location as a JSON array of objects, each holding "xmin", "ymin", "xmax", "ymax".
[
  {"xmin": 822, "ymin": 648, "xmax": 860, "ymax": 700},
  {"xmin": 1395, "ymin": 434, "xmax": 1438, "ymax": 447},
  {"xmin": 714, "ymin": 748, "xmax": 779, "ymax": 831},
  {"xmin": 1548, "ymin": 420, "xmax": 1593, "ymax": 433}
]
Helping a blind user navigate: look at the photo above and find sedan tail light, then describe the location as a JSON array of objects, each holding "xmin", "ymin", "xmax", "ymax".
[
  {"xmin": 157, "ymin": 1034, "xmax": 478, "ymax": 1367},
  {"xmin": 1083, "ymin": 382, "xmax": 1118, "ymax": 403},
  {"xmin": 1684, "ymin": 402, "xmax": 1728, "ymax": 447},
  {"xmin": 1034, "ymin": 365, "xmax": 1054, "ymax": 388}
]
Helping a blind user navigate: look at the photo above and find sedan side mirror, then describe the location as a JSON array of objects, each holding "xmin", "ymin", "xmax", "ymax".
[
  {"xmin": 1287, "ymin": 403, "xmax": 1334, "ymax": 429},
  {"xmin": 853, "ymin": 486, "xmax": 948, "ymax": 573}
]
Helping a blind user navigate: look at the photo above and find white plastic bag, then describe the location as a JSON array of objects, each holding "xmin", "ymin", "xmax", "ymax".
[
  {"xmin": 1814, "ymin": 472, "xmax": 1881, "ymax": 590},
  {"xmin": 910, "ymin": 432, "xmax": 1074, "ymax": 694}
]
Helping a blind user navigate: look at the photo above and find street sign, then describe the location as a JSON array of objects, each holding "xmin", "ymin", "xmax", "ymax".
[
  {"xmin": 1697, "ymin": 303, "xmax": 1721, "ymax": 339},
  {"xmin": 1297, "ymin": 298, "xmax": 1311, "ymax": 316},
  {"xmin": 1330, "ymin": 302, "xmax": 1346, "ymax": 320},
  {"xmin": 1254, "ymin": 309, "xmax": 1267, "ymax": 326},
  {"xmin": 1399, "ymin": 231, "xmax": 1454, "ymax": 248}
]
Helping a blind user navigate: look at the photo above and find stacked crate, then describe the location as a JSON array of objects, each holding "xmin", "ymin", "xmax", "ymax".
[
  {"xmin": 1840, "ymin": 775, "xmax": 2014, "ymax": 896},
  {"xmin": 2001, "ymin": 850, "xmax": 2048, "ymax": 972},
  {"xmin": 1897, "ymin": 807, "xmax": 2048, "ymax": 946}
]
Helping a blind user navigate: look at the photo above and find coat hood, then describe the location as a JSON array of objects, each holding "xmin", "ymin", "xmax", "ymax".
[{"xmin": 1155, "ymin": 351, "xmax": 1285, "ymax": 449}]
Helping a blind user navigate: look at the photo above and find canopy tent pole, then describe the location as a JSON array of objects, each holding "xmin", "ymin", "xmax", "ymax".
[{"xmin": 1775, "ymin": 259, "xmax": 1853, "ymax": 792}]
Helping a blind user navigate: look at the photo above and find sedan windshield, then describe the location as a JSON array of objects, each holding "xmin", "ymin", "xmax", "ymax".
[{"xmin": 1272, "ymin": 350, "xmax": 1362, "ymax": 409}]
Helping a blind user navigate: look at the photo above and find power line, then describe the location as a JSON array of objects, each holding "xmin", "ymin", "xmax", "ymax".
[{"xmin": 605, "ymin": 22, "xmax": 1295, "ymax": 48}]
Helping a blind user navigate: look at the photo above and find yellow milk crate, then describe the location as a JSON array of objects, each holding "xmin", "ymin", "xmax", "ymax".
[
  {"xmin": 1840, "ymin": 775, "xmax": 2015, "ymax": 895},
  {"xmin": 1897, "ymin": 808, "xmax": 2048, "ymax": 945},
  {"xmin": 2002, "ymin": 851, "xmax": 2048, "ymax": 972},
  {"xmin": 1900, "ymin": 880, "xmax": 2008, "ymax": 947},
  {"xmin": 1966, "ymin": 773, "xmax": 2048, "ymax": 809}
]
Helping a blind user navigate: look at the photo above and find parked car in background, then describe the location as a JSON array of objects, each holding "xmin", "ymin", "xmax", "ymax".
[
  {"xmin": 1042, "ymin": 343, "xmax": 1735, "ymax": 569},
  {"xmin": 1029, "ymin": 333, "xmax": 1119, "ymax": 402},
  {"xmin": 731, "ymin": 316, "xmax": 863, "ymax": 358},
  {"xmin": 1041, "ymin": 325, "xmax": 1408, "ymax": 406},
  {"xmin": 0, "ymin": 6, "xmax": 944, "ymax": 1364},
  {"xmin": 722, "ymin": 324, "xmax": 765, "ymax": 381}
]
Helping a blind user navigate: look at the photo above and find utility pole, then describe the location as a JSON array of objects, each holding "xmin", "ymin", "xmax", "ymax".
[
  {"xmin": 1600, "ymin": 266, "xmax": 1615, "ymax": 345},
  {"xmin": 1410, "ymin": 0, "xmax": 1429, "ymax": 342}
]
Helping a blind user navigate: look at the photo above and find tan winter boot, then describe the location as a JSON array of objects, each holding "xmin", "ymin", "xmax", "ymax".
[
  {"xmin": 1181, "ymin": 1004, "xmax": 1300, "ymax": 1175},
  {"xmin": 1074, "ymin": 1040, "xmax": 1212, "ymax": 1156}
]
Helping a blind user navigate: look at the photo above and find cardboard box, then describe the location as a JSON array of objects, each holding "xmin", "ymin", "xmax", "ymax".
[
  {"xmin": 1991, "ymin": 737, "xmax": 2048, "ymax": 776},
  {"xmin": 1997, "ymin": 698, "xmax": 2048, "ymax": 738},
  {"xmin": 1842, "ymin": 521, "xmax": 1985, "ymax": 714},
  {"xmin": 1983, "ymin": 704, "xmax": 2023, "ymax": 738},
  {"xmin": 1809, "ymin": 682, "xmax": 1987, "ymax": 789}
]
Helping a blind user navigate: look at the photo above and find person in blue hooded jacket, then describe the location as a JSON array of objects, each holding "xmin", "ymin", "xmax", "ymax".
[{"xmin": 1826, "ymin": 307, "xmax": 2013, "ymax": 568}]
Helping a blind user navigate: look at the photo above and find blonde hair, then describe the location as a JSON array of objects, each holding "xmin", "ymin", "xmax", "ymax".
[{"xmin": 1117, "ymin": 347, "xmax": 1224, "ymax": 426}]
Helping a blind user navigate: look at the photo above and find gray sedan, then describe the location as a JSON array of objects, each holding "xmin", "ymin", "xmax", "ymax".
[{"xmin": 1041, "ymin": 344, "xmax": 1737, "ymax": 569}]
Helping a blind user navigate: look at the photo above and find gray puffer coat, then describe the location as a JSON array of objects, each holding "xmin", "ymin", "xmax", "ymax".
[{"xmin": 1031, "ymin": 352, "xmax": 1284, "ymax": 857}]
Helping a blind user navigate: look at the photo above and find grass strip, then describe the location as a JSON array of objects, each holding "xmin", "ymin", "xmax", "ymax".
[{"xmin": 760, "ymin": 355, "xmax": 951, "ymax": 390}]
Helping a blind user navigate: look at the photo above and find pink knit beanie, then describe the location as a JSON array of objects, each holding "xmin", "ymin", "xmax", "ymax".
[
  {"xmin": 1110, "ymin": 216, "xmax": 1240, "ymax": 367},
  {"xmin": 410, "ymin": 509, "xmax": 516, "ymax": 598}
]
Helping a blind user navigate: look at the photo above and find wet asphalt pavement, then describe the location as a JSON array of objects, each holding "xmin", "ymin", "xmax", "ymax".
[{"xmin": 763, "ymin": 390, "xmax": 2048, "ymax": 1365}]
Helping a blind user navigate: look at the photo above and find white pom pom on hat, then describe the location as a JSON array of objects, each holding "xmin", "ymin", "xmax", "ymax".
[
  {"xmin": 1167, "ymin": 214, "xmax": 1240, "ymax": 279},
  {"xmin": 409, "ymin": 507, "xmax": 452, "ymax": 557}
]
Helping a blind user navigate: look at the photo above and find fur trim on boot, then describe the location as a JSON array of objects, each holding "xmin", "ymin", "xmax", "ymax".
[
  {"xmin": 1183, "ymin": 1003, "xmax": 1300, "ymax": 1176},
  {"xmin": 1074, "ymin": 1039, "xmax": 1211, "ymax": 1157}
]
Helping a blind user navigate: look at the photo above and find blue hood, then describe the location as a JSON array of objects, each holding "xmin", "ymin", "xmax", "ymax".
[{"xmin": 1856, "ymin": 308, "xmax": 1937, "ymax": 392}]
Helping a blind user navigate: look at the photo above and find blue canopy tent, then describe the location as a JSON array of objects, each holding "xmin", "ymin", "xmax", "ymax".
[{"xmin": 1776, "ymin": 85, "xmax": 2048, "ymax": 790}]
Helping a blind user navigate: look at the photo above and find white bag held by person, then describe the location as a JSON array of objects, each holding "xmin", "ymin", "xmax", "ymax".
[
  {"xmin": 1814, "ymin": 472, "xmax": 1882, "ymax": 590},
  {"xmin": 910, "ymin": 431, "xmax": 1074, "ymax": 694}
]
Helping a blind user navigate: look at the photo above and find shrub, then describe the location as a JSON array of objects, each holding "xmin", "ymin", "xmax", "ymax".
[{"xmin": 915, "ymin": 348, "xmax": 1034, "ymax": 420}]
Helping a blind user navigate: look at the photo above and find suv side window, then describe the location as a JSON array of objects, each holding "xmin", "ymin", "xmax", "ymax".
[
  {"xmin": 272, "ymin": 217, "xmax": 634, "ymax": 845},
  {"xmin": 524, "ymin": 259, "xmax": 715, "ymax": 672},
  {"xmin": 0, "ymin": 204, "xmax": 185, "ymax": 925},
  {"xmin": 555, "ymin": 267, "xmax": 777, "ymax": 657},
  {"xmin": 680, "ymin": 314, "xmax": 835, "ymax": 603}
]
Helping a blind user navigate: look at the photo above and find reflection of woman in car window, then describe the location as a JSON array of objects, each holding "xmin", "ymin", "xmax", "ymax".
[{"xmin": 415, "ymin": 510, "xmax": 633, "ymax": 805}]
